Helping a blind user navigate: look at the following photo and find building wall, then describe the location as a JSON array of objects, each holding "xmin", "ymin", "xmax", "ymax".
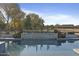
[{"xmin": 55, "ymin": 28, "xmax": 79, "ymax": 33}]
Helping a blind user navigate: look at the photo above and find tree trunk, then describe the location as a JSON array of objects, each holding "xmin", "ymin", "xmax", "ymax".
[{"xmin": 6, "ymin": 15, "xmax": 9, "ymax": 34}]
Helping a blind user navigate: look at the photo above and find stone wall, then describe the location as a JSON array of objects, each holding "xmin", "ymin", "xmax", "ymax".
[{"xmin": 21, "ymin": 32, "xmax": 58, "ymax": 39}]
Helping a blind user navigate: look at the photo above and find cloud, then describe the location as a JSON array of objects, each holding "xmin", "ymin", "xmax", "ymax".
[
  {"xmin": 44, "ymin": 14, "xmax": 79, "ymax": 25},
  {"xmin": 45, "ymin": 14, "xmax": 71, "ymax": 20},
  {"xmin": 22, "ymin": 9, "xmax": 79, "ymax": 25}
]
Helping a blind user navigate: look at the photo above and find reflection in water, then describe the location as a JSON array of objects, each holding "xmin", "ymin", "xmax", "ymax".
[
  {"xmin": 2, "ymin": 39, "xmax": 79, "ymax": 56},
  {"xmin": 67, "ymin": 40, "xmax": 77, "ymax": 43},
  {"xmin": 36, "ymin": 45, "xmax": 38, "ymax": 52},
  {"xmin": 47, "ymin": 45, "xmax": 50, "ymax": 50},
  {"xmin": 40, "ymin": 44, "xmax": 43, "ymax": 50},
  {"xmin": 7, "ymin": 43, "xmax": 26, "ymax": 56},
  {"xmin": 21, "ymin": 40, "xmax": 63, "ymax": 51},
  {"xmin": 0, "ymin": 43, "xmax": 6, "ymax": 53}
]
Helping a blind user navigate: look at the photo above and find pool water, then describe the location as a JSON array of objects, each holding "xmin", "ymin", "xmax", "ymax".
[{"xmin": 6, "ymin": 39, "xmax": 79, "ymax": 56}]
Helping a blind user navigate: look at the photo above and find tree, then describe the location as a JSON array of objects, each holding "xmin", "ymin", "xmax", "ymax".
[
  {"xmin": 23, "ymin": 15, "xmax": 32, "ymax": 30},
  {"xmin": 0, "ymin": 17, "xmax": 5, "ymax": 30},
  {"xmin": 10, "ymin": 18, "xmax": 22, "ymax": 31},
  {"xmin": 24, "ymin": 13, "xmax": 44, "ymax": 30},
  {"xmin": 0, "ymin": 11, "xmax": 6, "ymax": 30},
  {"xmin": 23, "ymin": 13, "xmax": 44, "ymax": 31},
  {"xmin": 0, "ymin": 3, "xmax": 25, "ymax": 33},
  {"xmin": 38, "ymin": 18, "xmax": 44, "ymax": 31}
]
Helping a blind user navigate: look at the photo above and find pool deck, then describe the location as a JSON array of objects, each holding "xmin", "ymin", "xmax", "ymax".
[
  {"xmin": 73, "ymin": 49, "xmax": 79, "ymax": 54},
  {"xmin": 0, "ymin": 37, "xmax": 79, "ymax": 41},
  {"xmin": 58, "ymin": 38, "xmax": 79, "ymax": 40},
  {"xmin": 0, "ymin": 38, "xmax": 21, "ymax": 41}
]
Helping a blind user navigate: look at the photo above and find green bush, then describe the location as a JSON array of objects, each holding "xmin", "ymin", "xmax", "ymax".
[
  {"xmin": 68, "ymin": 32, "xmax": 74, "ymax": 34},
  {"xmin": 54, "ymin": 29, "xmax": 58, "ymax": 33},
  {"xmin": 13, "ymin": 32, "xmax": 21, "ymax": 38}
]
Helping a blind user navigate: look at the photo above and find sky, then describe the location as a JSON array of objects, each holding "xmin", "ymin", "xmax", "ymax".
[{"xmin": 19, "ymin": 3, "xmax": 79, "ymax": 25}]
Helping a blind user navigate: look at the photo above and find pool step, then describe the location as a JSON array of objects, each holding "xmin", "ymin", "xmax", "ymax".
[{"xmin": 73, "ymin": 49, "xmax": 79, "ymax": 54}]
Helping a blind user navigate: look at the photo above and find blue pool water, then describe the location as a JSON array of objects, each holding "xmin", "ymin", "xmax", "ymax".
[{"xmin": 6, "ymin": 39, "xmax": 79, "ymax": 56}]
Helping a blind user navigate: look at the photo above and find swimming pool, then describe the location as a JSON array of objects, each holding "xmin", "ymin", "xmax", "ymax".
[{"xmin": 6, "ymin": 39, "xmax": 79, "ymax": 56}]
